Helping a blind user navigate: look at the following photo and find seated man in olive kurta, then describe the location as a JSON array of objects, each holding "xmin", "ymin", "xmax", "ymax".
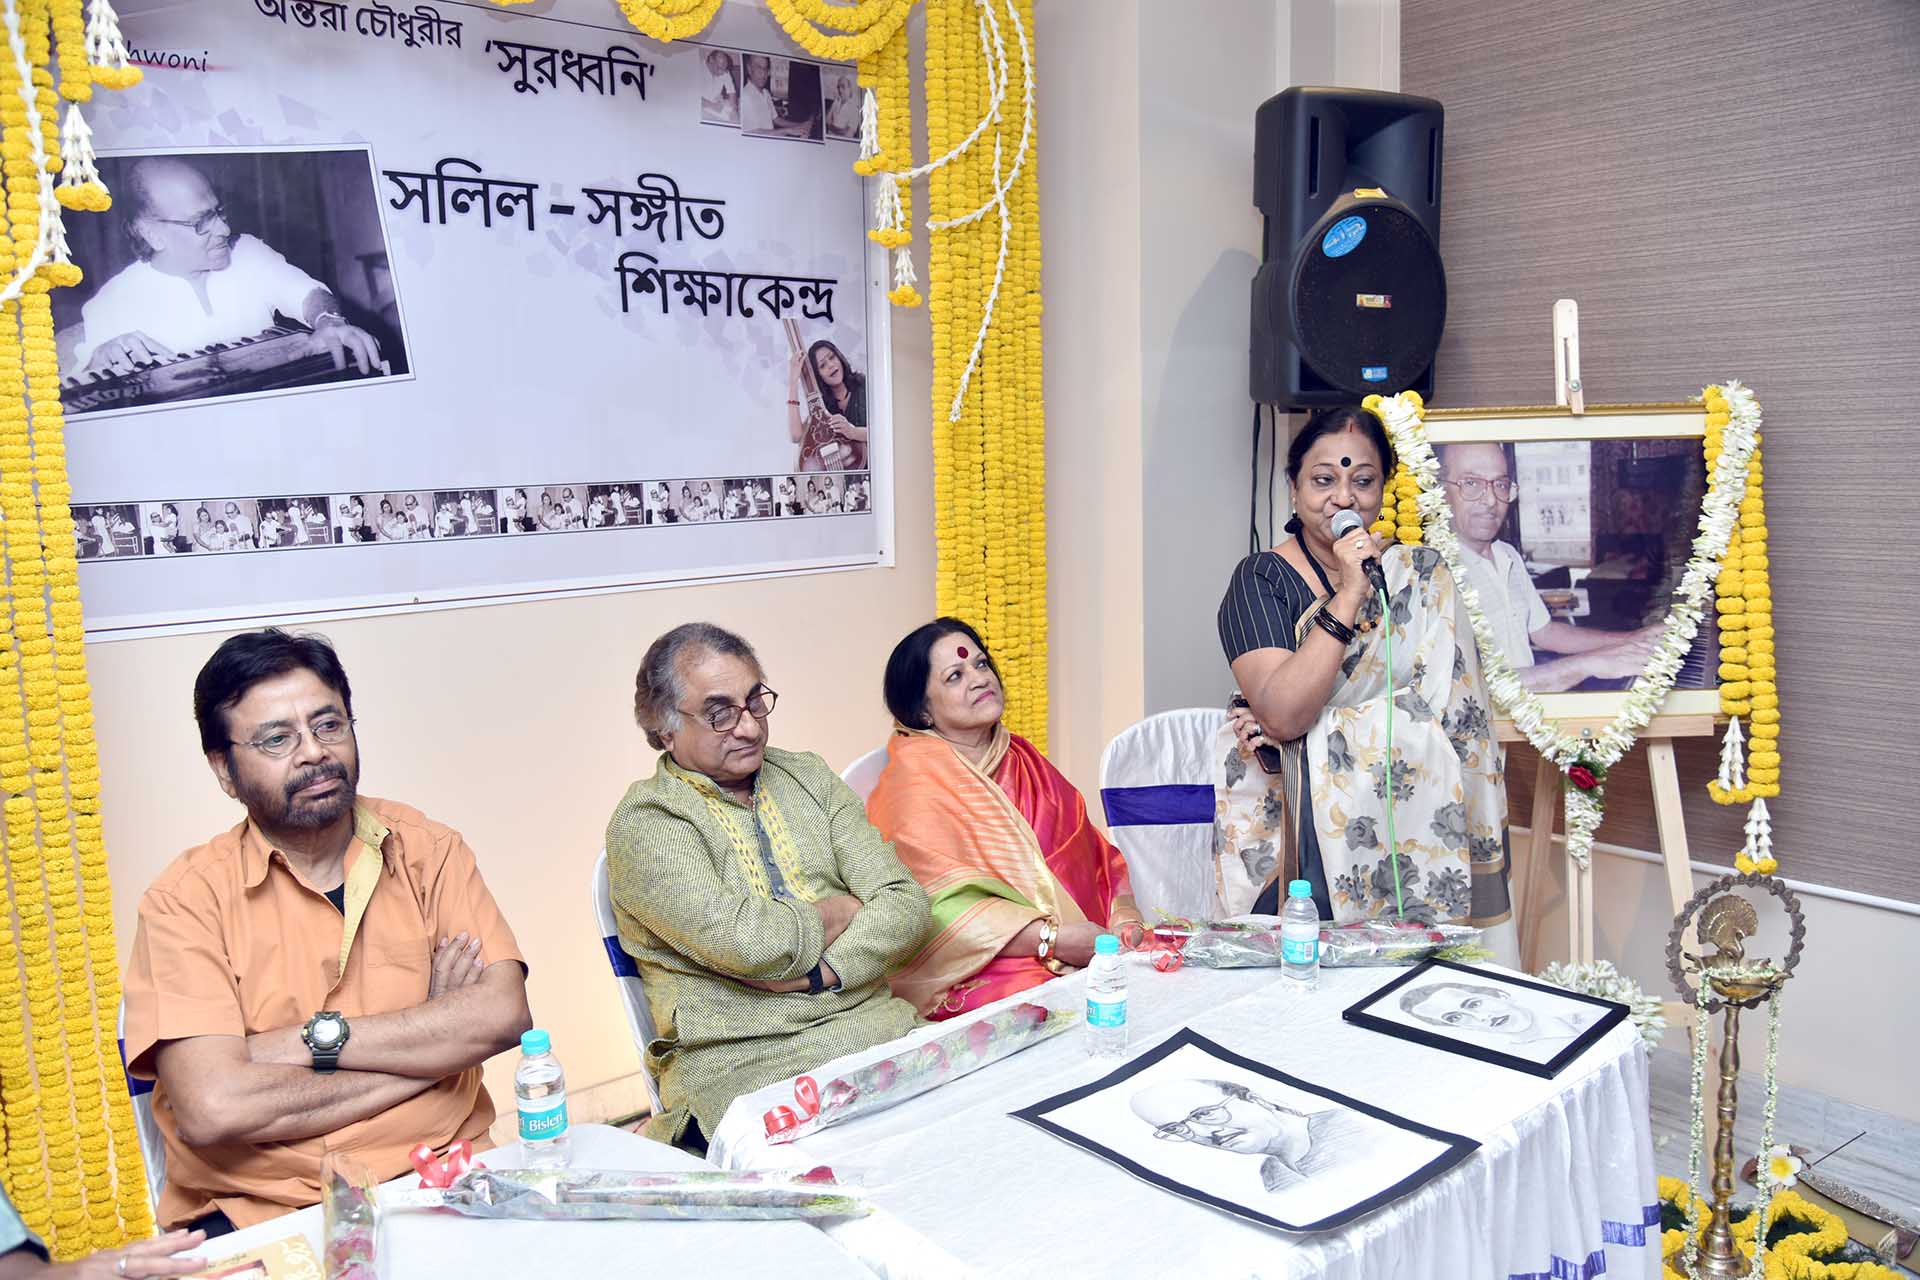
[{"xmin": 605, "ymin": 622, "xmax": 931, "ymax": 1152}]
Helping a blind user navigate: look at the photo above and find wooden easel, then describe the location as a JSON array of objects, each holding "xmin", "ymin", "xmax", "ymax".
[{"xmin": 1505, "ymin": 302, "xmax": 1714, "ymax": 988}]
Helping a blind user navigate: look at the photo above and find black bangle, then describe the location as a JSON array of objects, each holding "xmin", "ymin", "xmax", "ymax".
[
  {"xmin": 1314, "ymin": 608, "xmax": 1357, "ymax": 646},
  {"xmin": 805, "ymin": 962, "xmax": 826, "ymax": 994}
]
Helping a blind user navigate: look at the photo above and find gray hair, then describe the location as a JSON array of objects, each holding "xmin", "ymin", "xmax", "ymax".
[{"xmin": 633, "ymin": 622, "xmax": 763, "ymax": 750}]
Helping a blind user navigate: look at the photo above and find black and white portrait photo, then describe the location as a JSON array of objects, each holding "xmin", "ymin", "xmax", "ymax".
[
  {"xmin": 333, "ymin": 495, "xmax": 379, "ymax": 544},
  {"xmin": 739, "ymin": 53, "xmax": 824, "ymax": 142},
  {"xmin": 1344, "ymin": 959, "xmax": 1629, "ymax": 1078},
  {"xmin": 1014, "ymin": 1030, "xmax": 1476, "ymax": 1233},
  {"xmin": 165, "ymin": 498, "xmax": 263, "ymax": 553},
  {"xmin": 841, "ymin": 471, "xmax": 871, "ymax": 513},
  {"xmin": 72, "ymin": 504, "xmax": 140, "ymax": 560},
  {"xmin": 719, "ymin": 478, "xmax": 756, "ymax": 520},
  {"xmin": 773, "ymin": 475, "xmax": 804, "ymax": 517},
  {"xmin": 672, "ymin": 479, "xmax": 723, "ymax": 524},
  {"xmin": 254, "ymin": 496, "xmax": 333, "ymax": 549},
  {"xmin": 643, "ymin": 482, "xmax": 676, "ymax": 525},
  {"xmin": 53, "ymin": 146, "xmax": 412, "ymax": 419},
  {"xmin": 699, "ymin": 48, "xmax": 742, "ymax": 127},
  {"xmin": 141, "ymin": 502, "xmax": 196, "ymax": 556},
  {"xmin": 496, "ymin": 487, "xmax": 538, "ymax": 534},
  {"xmin": 802, "ymin": 472, "xmax": 842, "ymax": 515},
  {"xmin": 1433, "ymin": 437, "xmax": 1714, "ymax": 694},
  {"xmin": 368, "ymin": 492, "xmax": 435, "ymax": 542},
  {"xmin": 823, "ymin": 69, "xmax": 861, "ymax": 141},
  {"xmin": 586, "ymin": 483, "xmax": 646, "ymax": 528},
  {"xmin": 529, "ymin": 485, "xmax": 587, "ymax": 532},
  {"xmin": 431, "ymin": 490, "xmax": 498, "ymax": 538}
]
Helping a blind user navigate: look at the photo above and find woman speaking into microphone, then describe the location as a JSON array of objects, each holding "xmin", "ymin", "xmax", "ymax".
[{"xmin": 1215, "ymin": 405, "xmax": 1516, "ymax": 962}]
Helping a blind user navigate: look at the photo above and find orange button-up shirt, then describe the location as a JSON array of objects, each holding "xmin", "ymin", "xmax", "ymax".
[{"xmin": 123, "ymin": 797, "xmax": 525, "ymax": 1229}]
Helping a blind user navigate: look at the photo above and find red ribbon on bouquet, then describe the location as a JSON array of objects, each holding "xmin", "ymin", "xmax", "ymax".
[
  {"xmin": 1116, "ymin": 919, "xmax": 1184, "ymax": 972},
  {"xmin": 409, "ymin": 1138, "xmax": 477, "ymax": 1188},
  {"xmin": 762, "ymin": 1074, "xmax": 822, "ymax": 1139}
]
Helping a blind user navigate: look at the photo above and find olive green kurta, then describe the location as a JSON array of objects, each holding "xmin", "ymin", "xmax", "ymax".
[{"xmin": 606, "ymin": 746, "xmax": 929, "ymax": 1143}]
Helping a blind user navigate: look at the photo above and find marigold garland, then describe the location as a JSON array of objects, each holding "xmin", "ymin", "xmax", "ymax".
[
  {"xmin": 0, "ymin": 0, "xmax": 151, "ymax": 1258},
  {"xmin": 1658, "ymin": 1177, "xmax": 1898, "ymax": 1280}
]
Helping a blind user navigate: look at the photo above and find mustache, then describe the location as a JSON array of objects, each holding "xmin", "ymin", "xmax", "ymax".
[{"xmin": 285, "ymin": 762, "xmax": 349, "ymax": 802}]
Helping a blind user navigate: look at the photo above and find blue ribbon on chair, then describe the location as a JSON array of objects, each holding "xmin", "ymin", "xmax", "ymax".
[
  {"xmin": 601, "ymin": 935, "xmax": 640, "ymax": 979},
  {"xmin": 1100, "ymin": 784, "xmax": 1213, "ymax": 827}
]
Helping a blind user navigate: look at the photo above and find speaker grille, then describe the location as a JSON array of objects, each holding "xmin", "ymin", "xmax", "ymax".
[{"xmin": 1290, "ymin": 203, "xmax": 1446, "ymax": 396}]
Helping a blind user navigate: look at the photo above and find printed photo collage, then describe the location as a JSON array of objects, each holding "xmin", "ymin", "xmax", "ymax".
[
  {"xmin": 697, "ymin": 44, "xmax": 859, "ymax": 144},
  {"xmin": 72, "ymin": 471, "xmax": 872, "ymax": 561}
]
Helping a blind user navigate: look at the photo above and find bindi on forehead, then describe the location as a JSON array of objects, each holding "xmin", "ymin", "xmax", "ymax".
[{"xmin": 956, "ymin": 645, "xmax": 969, "ymax": 659}]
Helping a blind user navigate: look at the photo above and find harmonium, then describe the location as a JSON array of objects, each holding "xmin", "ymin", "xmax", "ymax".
[{"xmin": 61, "ymin": 325, "xmax": 389, "ymax": 415}]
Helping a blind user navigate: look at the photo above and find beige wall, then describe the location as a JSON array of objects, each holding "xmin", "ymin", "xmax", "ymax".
[{"xmin": 91, "ymin": 290, "xmax": 934, "ymax": 1109}]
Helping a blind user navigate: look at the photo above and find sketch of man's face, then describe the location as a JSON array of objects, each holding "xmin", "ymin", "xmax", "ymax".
[
  {"xmin": 1400, "ymin": 981, "xmax": 1535, "ymax": 1037},
  {"xmin": 1131, "ymin": 1080, "xmax": 1304, "ymax": 1161}
]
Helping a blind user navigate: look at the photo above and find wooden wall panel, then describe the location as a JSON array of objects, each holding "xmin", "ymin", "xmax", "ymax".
[{"xmin": 1402, "ymin": 0, "xmax": 1920, "ymax": 899}]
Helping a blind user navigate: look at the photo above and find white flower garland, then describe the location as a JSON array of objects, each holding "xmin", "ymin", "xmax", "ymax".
[
  {"xmin": 1371, "ymin": 385, "xmax": 1763, "ymax": 867},
  {"xmin": 1537, "ymin": 959, "xmax": 1666, "ymax": 1046}
]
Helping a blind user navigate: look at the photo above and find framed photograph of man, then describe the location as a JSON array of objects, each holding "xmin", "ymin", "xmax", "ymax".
[
  {"xmin": 52, "ymin": 145, "xmax": 413, "ymax": 420},
  {"xmin": 737, "ymin": 52, "xmax": 825, "ymax": 142},
  {"xmin": 1421, "ymin": 405, "xmax": 1721, "ymax": 721},
  {"xmin": 1343, "ymin": 958, "xmax": 1629, "ymax": 1079},
  {"xmin": 698, "ymin": 48, "xmax": 743, "ymax": 127},
  {"xmin": 1012, "ymin": 1028, "xmax": 1477, "ymax": 1233}
]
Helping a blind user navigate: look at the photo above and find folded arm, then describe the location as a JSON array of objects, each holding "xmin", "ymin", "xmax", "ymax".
[
  {"xmin": 608, "ymin": 813, "xmax": 826, "ymax": 983},
  {"xmin": 818, "ymin": 773, "xmax": 932, "ymax": 990},
  {"xmin": 244, "ymin": 953, "xmax": 530, "ymax": 1080},
  {"xmin": 154, "ymin": 1035, "xmax": 436, "ymax": 1148}
]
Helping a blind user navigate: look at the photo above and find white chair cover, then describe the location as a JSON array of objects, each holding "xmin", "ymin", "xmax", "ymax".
[
  {"xmin": 840, "ymin": 744, "xmax": 891, "ymax": 802},
  {"xmin": 590, "ymin": 850, "xmax": 663, "ymax": 1113},
  {"xmin": 116, "ymin": 1001, "xmax": 166, "ymax": 1209},
  {"xmin": 1098, "ymin": 708, "xmax": 1227, "ymax": 922}
]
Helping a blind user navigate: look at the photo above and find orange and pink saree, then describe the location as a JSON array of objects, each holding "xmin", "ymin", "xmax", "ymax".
[{"xmin": 868, "ymin": 727, "xmax": 1139, "ymax": 1019}]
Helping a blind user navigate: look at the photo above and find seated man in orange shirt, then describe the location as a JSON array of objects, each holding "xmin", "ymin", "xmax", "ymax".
[{"xmin": 123, "ymin": 629, "xmax": 533, "ymax": 1234}]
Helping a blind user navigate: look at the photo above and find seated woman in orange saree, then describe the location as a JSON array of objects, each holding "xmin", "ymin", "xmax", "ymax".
[{"xmin": 867, "ymin": 619, "xmax": 1141, "ymax": 1019}]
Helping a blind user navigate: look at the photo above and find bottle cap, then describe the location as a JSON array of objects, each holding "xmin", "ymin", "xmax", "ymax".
[
  {"xmin": 520, "ymin": 1029, "xmax": 551, "ymax": 1056},
  {"xmin": 1094, "ymin": 933, "xmax": 1120, "ymax": 955},
  {"xmin": 1288, "ymin": 879, "xmax": 1313, "ymax": 898}
]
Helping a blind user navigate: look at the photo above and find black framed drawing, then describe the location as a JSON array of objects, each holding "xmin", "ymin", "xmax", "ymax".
[
  {"xmin": 1342, "ymin": 958, "xmax": 1629, "ymax": 1079},
  {"xmin": 1010, "ymin": 1028, "xmax": 1479, "ymax": 1233}
]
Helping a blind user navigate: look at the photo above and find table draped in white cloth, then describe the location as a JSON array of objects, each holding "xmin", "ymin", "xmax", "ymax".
[
  {"xmin": 206, "ymin": 1123, "xmax": 876, "ymax": 1278},
  {"xmin": 713, "ymin": 963, "xmax": 1660, "ymax": 1280}
]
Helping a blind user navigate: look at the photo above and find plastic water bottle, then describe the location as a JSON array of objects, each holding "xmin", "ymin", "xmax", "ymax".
[
  {"xmin": 1085, "ymin": 933, "xmax": 1129, "ymax": 1058},
  {"xmin": 514, "ymin": 1029, "xmax": 571, "ymax": 1169},
  {"xmin": 1281, "ymin": 879, "xmax": 1321, "ymax": 989}
]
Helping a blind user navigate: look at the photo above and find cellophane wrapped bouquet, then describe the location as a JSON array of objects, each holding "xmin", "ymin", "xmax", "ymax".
[
  {"xmin": 321, "ymin": 1153, "xmax": 380, "ymax": 1280},
  {"xmin": 764, "ymin": 999, "xmax": 1076, "ymax": 1143},
  {"xmin": 414, "ymin": 1166, "xmax": 870, "ymax": 1221},
  {"xmin": 1148, "ymin": 918, "xmax": 1488, "ymax": 968}
]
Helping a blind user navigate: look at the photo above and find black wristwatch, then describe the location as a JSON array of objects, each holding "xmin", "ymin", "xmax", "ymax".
[
  {"xmin": 301, "ymin": 1010, "xmax": 351, "ymax": 1073},
  {"xmin": 805, "ymin": 963, "xmax": 826, "ymax": 994}
]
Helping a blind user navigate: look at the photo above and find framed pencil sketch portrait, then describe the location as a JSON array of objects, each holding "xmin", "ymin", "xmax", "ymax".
[
  {"xmin": 1420, "ymin": 404, "xmax": 1721, "ymax": 724},
  {"xmin": 1011, "ymin": 1028, "xmax": 1478, "ymax": 1233},
  {"xmin": 1343, "ymin": 958, "xmax": 1629, "ymax": 1079}
]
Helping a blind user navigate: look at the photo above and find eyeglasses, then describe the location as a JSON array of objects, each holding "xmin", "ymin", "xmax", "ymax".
[
  {"xmin": 1152, "ymin": 1102, "xmax": 1232, "ymax": 1143},
  {"xmin": 683, "ymin": 685, "xmax": 778, "ymax": 734},
  {"xmin": 231, "ymin": 714, "xmax": 355, "ymax": 759},
  {"xmin": 150, "ymin": 204, "xmax": 228, "ymax": 236},
  {"xmin": 1443, "ymin": 475, "xmax": 1519, "ymax": 502}
]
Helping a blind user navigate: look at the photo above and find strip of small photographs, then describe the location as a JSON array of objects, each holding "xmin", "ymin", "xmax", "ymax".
[
  {"xmin": 697, "ymin": 46, "xmax": 858, "ymax": 145},
  {"xmin": 73, "ymin": 472, "xmax": 871, "ymax": 560}
]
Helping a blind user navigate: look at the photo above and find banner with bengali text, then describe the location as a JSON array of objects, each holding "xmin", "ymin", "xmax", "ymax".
[{"xmin": 61, "ymin": 0, "xmax": 888, "ymax": 638}]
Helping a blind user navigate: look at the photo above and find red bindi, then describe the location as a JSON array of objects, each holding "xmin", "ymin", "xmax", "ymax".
[{"xmin": 956, "ymin": 646, "xmax": 969, "ymax": 659}]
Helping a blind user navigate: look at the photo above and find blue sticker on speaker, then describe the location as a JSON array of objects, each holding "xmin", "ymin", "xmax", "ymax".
[
  {"xmin": 1361, "ymin": 365, "xmax": 1389, "ymax": 382},
  {"xmin": 1321, "ymin": 215, "xmax": 1367, "ymax": 259}
]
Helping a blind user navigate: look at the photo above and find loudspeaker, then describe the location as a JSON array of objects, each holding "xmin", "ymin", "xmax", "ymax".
[{"xmin": 1250, "ymin": 86, "xmax": 1446, "ymax": 407}]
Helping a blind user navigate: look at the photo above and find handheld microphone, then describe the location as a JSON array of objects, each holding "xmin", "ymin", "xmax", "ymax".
[{"xmin": 1330, "ymin": 509, "xmax": 1388, "ymax": 598}]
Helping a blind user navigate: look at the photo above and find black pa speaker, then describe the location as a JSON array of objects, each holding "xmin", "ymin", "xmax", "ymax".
[{"xmin": 1250, "ymin": 86, "xmax": 1446, "ymax": 407}]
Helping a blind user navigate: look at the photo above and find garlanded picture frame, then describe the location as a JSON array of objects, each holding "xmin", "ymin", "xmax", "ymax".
[
  {"xmin": 1342, "ymin": 958, "xmax": 1629, "ymax": 1079},
  {"xmin": 1363, "ymin": 387, "xmax": 1778, "ymax": 878},
  {"xmin": 1011, "ymin": 1028, "xmax": 1478, "ymax": 1233}
]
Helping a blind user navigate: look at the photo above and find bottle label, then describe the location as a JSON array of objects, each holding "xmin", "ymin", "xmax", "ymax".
[
  {"xmin": 1087, "ymin": 994, "xmax": 1127, "ymax": 1028},
  {"xmin": 518, "ymin": 1094, "xmax": 569, "ymax": 1143},
  {"xmin": 1281, "ymin": 925, "xmax": 1318, "ymax": 966}
]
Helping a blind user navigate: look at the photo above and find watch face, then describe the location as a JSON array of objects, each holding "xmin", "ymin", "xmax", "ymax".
[{"xmin": 310, "ymin": 1017, "xmax": 343, "ymax": 1047}]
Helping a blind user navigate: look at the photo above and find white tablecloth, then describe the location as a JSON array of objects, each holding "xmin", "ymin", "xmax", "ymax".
[
  {"xmin": 207, "ymin": 1123, "xmax": 875, "ymax": 1278},
  {"xmin": 712, "ymin": 961, "xmax": 1661, "ymax": 1280}
]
